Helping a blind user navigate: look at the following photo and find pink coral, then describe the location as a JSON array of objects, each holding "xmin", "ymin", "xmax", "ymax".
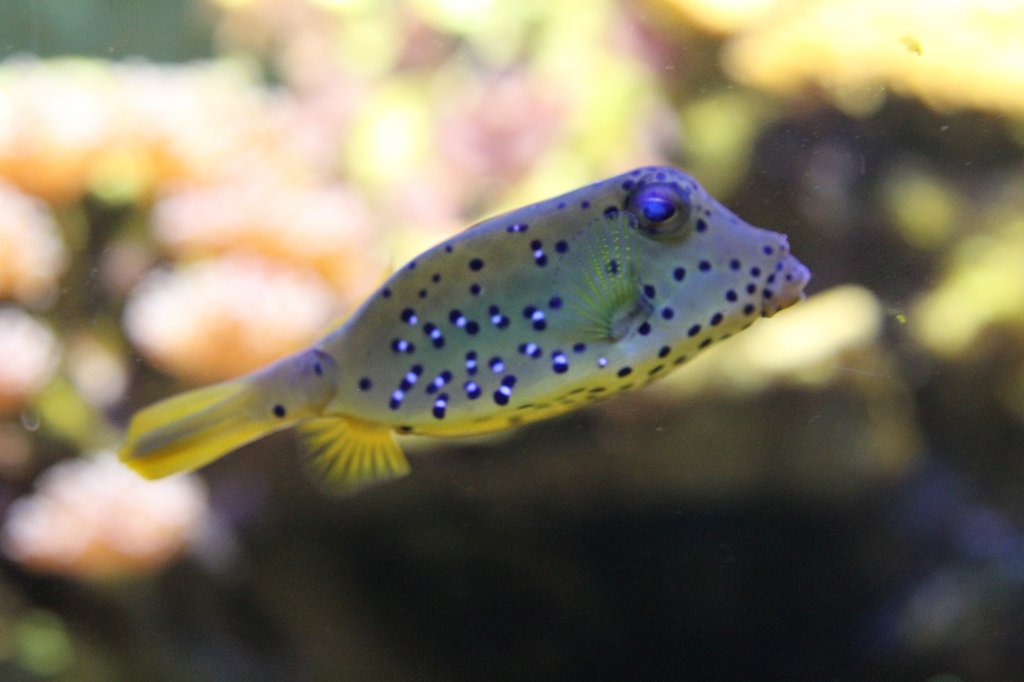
[
  {"xmin": 1, "ymin": 452, "xmax": 209, "ymax": 579},
  {"xmin": 0, "ymin": 182, "xmax": 66, "ymax": 305},
  {"xmin": 123, "ymin": 256, "xmax": 340, "ymax": 382}
]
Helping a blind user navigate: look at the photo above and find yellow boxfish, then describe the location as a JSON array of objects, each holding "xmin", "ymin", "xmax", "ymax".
[{"xmin": 120, "ymin": 167, "xmax": 811, "ymax": 494}]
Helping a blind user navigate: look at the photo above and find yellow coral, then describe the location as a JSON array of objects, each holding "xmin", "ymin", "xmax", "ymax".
[
  {"xmin": 660, "ymin": 0, "xmax": 1024, "ymax": 118},
  {"xmin": 912, "ymin": 220, "xmax": 1024, "ymax": 358}
]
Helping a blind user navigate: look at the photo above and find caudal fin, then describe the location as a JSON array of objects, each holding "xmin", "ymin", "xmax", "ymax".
[{"xmin": 120, "ymin": 378, "xmax": 292, "ymax": 480}]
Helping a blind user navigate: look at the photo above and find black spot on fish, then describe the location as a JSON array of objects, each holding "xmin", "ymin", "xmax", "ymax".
[
  {"xmin": 273, "ymin": 404, "xmax": 286, "ymax": 418},
  {"xmin": 389, "ymin": 391, "xmax": 403, "ymax": 409},
  {"xmin": 391, "ymin": 339, "xmax": 415, "ymax": 353},
  {"xmin": 518, "ymin": 343, "xmax": 542, "ymax": 359},
  {"xmin": 469, "ymin": 258, "xmax": 484, "ymax": 271},
  {"xmin": 432, "ymin": 394, "xmax": 448, "ymax": 419},
  {"xmin": 552, "ymin": 351, "xmax": 569, "ymax": 374},
  {"xmin": 424, "ymin": 322, "xmax": 445, "ymax": 348}
]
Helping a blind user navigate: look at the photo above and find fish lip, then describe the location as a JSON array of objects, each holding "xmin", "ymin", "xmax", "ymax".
[{"xmin": 762, "ymin": 256, "xmax": 811, "ymax": 317}]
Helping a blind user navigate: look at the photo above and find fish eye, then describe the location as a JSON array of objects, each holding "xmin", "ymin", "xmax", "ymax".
[{"xmin": 626, "ymin": 184, "xmax": 692, "ymax": 239}]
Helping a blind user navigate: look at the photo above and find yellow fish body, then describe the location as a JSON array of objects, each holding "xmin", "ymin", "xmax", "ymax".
[{"xmin": 121, "ymin": 167, "xmax": 811, "ymax": 493}]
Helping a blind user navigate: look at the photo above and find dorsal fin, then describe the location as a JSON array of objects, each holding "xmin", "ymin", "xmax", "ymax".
[
  {"xmin": 563, "ymin": 211, "xmax": 652, "ymax": 341},
  {"xmin": 296, "ymin": 416, "xmax": 409, "ymax": 495}
]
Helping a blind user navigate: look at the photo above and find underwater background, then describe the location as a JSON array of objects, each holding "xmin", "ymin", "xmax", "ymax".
[{"xmin": 1, "ymin": 0, "xmax": 1023, "ymax": 679}]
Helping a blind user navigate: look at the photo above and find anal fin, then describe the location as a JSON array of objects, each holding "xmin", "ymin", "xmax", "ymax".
[{"xmin": 296, "ymin": 416, "xmax": 409, "ymax": 495}]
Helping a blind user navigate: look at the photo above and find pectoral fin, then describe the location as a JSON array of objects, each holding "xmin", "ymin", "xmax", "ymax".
[
  {"xmin": 296, "ymin": 416, "xmax": 409, "ymax": 495},
  {"xmin": 564, "ymin": 212, "xmax": 651, "ymax": 341}
]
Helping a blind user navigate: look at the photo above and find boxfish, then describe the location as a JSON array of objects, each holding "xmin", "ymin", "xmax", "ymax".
[{"xmin": 120, "ymin": 166, "xmax": 811, "ymax": 494}]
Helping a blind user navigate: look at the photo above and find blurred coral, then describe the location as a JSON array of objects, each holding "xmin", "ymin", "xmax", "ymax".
[
  {"xmin": 123, "ymin": 256, "xmax": 340, "ymax": 383},
  {"xmin": 881, "ymin": 162, "xmax": 960, "ymax": 250},
  {"xmin": 0, "ymin": 58, "xmax": 336, "ymax": 204},
  {"xmin": 66, "ymin": 335, "xmax": 129, "ymax": 409},
  {"xmin": 0, "ymin": 60, "xmax": 117, "ymax": 203},
  {"xmin": 912, "ymin": 219, "xmax": 1024, "ymax": 358},
  {"xmin": 0, "ymin": 182, "xmax": 66, "ymax": 305},
  {"xmin": 662, "ymin": 0, "xmax": 1024, "ymax": 118},
  {"xmin": 0, "ymin": 309, "xmax": 60, "ymax": 416},
  {"xmin": 1, "ymin": 452, "xmax": 209, "ymax": 579},
  {"xmin": 436, "ymin": 71, "xmax": 567, "ymax": 188},
  {"xmin": 152, "ymin": 178, "xmax": 380, "ymax": 299}
]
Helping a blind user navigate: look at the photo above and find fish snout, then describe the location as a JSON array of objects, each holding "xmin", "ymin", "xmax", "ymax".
[{"xmin": 762, "ymin": 255, "xmax": 811, "ymax": 317}]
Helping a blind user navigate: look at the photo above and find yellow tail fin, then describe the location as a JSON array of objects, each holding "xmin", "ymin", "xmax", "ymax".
[{"xmin": 120, "ymin": 379, "xmax": 290, "ymax": 480}]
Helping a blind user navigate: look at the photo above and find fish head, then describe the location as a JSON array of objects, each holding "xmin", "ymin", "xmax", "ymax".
[{"xmin": 615, "ymin": 166, "xmax": 811, "ymax": 337}]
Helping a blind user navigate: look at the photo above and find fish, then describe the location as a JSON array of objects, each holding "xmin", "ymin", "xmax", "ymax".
[{"xmin": 120, "ymin": 166, "xmax": 811, "ymax": 494}]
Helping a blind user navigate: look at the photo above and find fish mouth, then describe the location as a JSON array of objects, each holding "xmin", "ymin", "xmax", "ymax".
[{"xmin": 762, "ymin": 255, "xmax": 811, "ymax": 317}]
